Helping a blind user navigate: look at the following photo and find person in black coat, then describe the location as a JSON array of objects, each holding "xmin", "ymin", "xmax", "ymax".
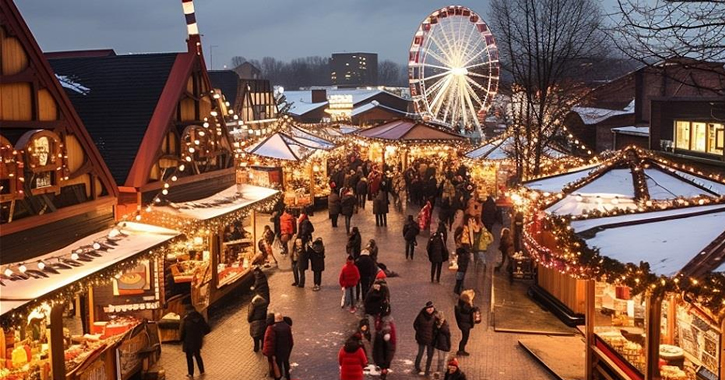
[
  {"xmin": 328, "ymin": 190, "xmax": 342, "ymax": 227},
  {"xmin": 309, "ymin": 237, "xmax": 325, "ymax": 291},
  {"xmin": 355, "ymin": 250, "xmax": 377, "ymax": 301},
  {"xmin": 252, "ymin": 267, "xmax": 270, "ymax": 303},
  {"xmin": 356, "ymin": 177, "xmax": 368, "ymax": 209},
  {"xmin": 372, "ymin": 191, "xmax": 389, "ymax": 226},
  {"xmin": 433, "ymin": 312, "xmax": 452, "ymax": 376},
  {"xmin": 341, "ymin": 189, "xmax": 357, "ymax": 234},
  {"xmin": 248, "ymin": 294, "xmax": 268, "ymax": 352},
  {"xmin": 481, "ymin": 196, "xmax": 497, "ymax": 233},
  {"xmin": 403, "ymin": 215, "xmax": 420, "ymax": 260},
  {"xmin": 454, "ymin": 289, "xmax": 476, "ymax": 356},
  {"xmin": 413, "ymin": 301, "xmax": 437, "ymax": 376},
  {"xmin": 297, "ymin": 213, "xmax": 314, "ymax": 245},
  {"xmin": 180, "ymin": 308, "xmax": 210, "ymax": 377},
  {"xmin": 453, "ymin": 248, "xmax": 470, "ymax": 295},
  {"xmin": 346, "ymin": 227, "xmax": 362, "ymax": 259},
  {"xmin": 427, "ymin": 232, "xmax": 447, "ymax": 283},
  {"xmin": 297, "ymin": 240, "xmax": 310, "ymax": 288},
  {"xmin": 263, "ymin": 313, "xmax": 294, "ymax": 380}
]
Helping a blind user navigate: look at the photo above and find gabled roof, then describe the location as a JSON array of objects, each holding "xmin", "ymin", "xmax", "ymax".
[
  {"xmin": 570, "ymin": 100, "xmax": 635, "ymax": 125},
  {"xmin": 356, "ymin": 118, "xmax": 464, "ymax": 141},
  {"xmin": 351, "ymin": 100, "xmax": 409, "ymax": 117},
  {"xmin": 246, "ymin": 132, "xmax": 318, "ymax": 161},
  {"xmin": 466, "ymin": 134, "xmax": 568, "ymax": 161},
  {"xmin": 209, "ymin": 70, "xmax": 240, "ymax": 107},
  {"xmin": 287, "ymin": 126, "xmax": 336, "ymax": 150},
  {"xmin": 48, "ymin": 53, "xmax": 181, "ymax": 185}
]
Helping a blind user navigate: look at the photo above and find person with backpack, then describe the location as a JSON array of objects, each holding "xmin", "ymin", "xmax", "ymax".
[
  {"xmin": 180, "ymin": 307, "xmax": 211, "ymax": 378},
  {"xmin": 427, "ymin": 231, "xmax": 448, "ymax": 283},
  {"xmin": 403, "ymin": 215, "xmax": 420, "ymax": 260},
  {"xmin": 454, "ymin": 289, "xmax": 476, "ymax": 356},
  {"xmin": 309, "ymin": 237, "xmax": 326, "ymax": 291}
]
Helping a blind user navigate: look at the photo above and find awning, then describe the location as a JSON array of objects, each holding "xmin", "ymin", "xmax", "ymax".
[
  {"xmin": 0, "ymin": 222, "xmax": 180, "ymax": 317},
  {"xmin": 246, "ymin": 132, "xmax": 319, "ymax": 161},
  {"xmin": 158, "ymin": 184, "xmax": 279, "ymax": 221}
]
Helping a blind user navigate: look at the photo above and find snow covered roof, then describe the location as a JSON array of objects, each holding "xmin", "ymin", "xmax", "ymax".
[
  {"xmin": 157, "ymin": 184, "xmax": 279, "ymax": 221},
  {"xmin": 572, "ymin": 204, "xmax": 725, "ymax": 277},
  {"xmin": 0, "ymin": 222, "xmax": 180, "ymax": 316},
  {"xmin": 612, "ymin": 126, "xmax": 649, "ymax": 137},
  {"xmin": 287, "ymin": 126, "xmax": 336, "ymax": 150},
  {"xmin": 523, "ymin": 166, "xmax": 599, "ymax": 193},
  {"xmin": 351, "ymin": 100, "xmax": 409, "ymax": 117},
  {"xmin": 246, "ymin": 132, "xmax": 319, "ymax": 161},
  {"xmin": 284, "ymin": 88, "xmax": 404, "ymax": 106},
  {"xmin": 465, "ymin": 135, "xmax": 568, "ymax": 161},
  {"xmin": 287, "ymin": 101, "xmax": 327, "ymax": 116},
  {"xmin": 357, "ymin": 118, "xmax": 464, "ymax": 141},
  {"xmin": 571, "ymin": 100, "xmax": 634, "ymax": 125}
]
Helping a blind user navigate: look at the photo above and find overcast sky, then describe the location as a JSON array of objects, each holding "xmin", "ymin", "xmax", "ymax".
[{"xmin": 17, "ymin": 0, "xmax": 622, "ymax": 70}]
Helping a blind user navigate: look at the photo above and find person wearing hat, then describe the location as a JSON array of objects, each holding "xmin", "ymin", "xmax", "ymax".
[
  {"xmin": 443, "ymin": 358, "xmax": 467, "ymax": 380},
  {"xmin": 413, "ymin": 301, "xmax": 438, "ymax": 376},
  {"xmin": 355, "ymin": 249, "xmax": 377, "ymax": 301}
]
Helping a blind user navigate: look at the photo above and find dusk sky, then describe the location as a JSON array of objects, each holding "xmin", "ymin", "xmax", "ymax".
[{"xmin": 17, "ymin": 0, "xmax": 622, "ymax": 70}]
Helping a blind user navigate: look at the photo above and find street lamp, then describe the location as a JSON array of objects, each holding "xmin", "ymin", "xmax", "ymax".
[{"xmin": 209, "ymin": 45, "xmax": 219, "ymax": 70}]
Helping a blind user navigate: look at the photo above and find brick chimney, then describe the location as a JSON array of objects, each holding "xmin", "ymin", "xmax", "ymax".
[{"xmin": 311, "ymin": 89, "xmax": 327, "ymax": 103}]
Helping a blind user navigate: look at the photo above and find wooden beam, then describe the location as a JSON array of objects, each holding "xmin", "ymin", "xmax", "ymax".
[
  {"xmin": 0, "ymin": 67, "xmax": 35, "ymax": 83},
  {"xmin": 644, "ymin": 293, "xmax": 662, "ymax": 380},
  {"xmin": 50, "ymin": 305, "xmax": 66, "ymax": 380},
  {"xmin": 0, "ymin": 120, "xmax": 65, "ymax": 129},
  {"xmin": 585, "ymin": 279, "xmax": 595, "ymax": 380},
  {"xmin": 0, "ymin": 196, "xmax": 116, "ymax": 236},
  {"xmin": 138, "ymin": 167, "xmax": 234, "ymax": 193}
]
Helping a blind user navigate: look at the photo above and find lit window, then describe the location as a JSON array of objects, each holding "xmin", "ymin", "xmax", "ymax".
[
  {"xmin": 675, "ymin": 121, "xmax": 689, "ymax": 149},
  {"xmin": 692, "ymin": 122, "xmax": 706, "ymax": 152},
  {"xmin": 709, "ymin": 123, "xmax": 724, "ymax": 154},
  {"xmin": 675, "ymin": 120, "xmax": 724, "ymax": 155}
]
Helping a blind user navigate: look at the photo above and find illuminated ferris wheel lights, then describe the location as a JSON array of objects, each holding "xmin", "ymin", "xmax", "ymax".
[{"xmin": 451, "ymin": 67, "xmax": 468, "ymax": 76}]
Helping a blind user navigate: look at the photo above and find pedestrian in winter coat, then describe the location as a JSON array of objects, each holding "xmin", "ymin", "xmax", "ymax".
[
  {"xmin": 252, "ymin": 266, "xmax": 270, "ymax": 303},
  {"xmin": 364, "ymin": 280, "xmax": 391, "ymax": 323},
  {"xmin": 368, "ymin": 169, "xmax": 382, "ymax": 197},
  {"xmin": 338, "ymin": 335, "xmax": 368, "ymax": 380},
  {"xmin": 341, "ymin": 189, "xmax": 357, "ymax": 234},
  {"xmin": 346, "ymin": 227, "xmax": 362, "ymax": 259},
  {"xmin": 444, "ymin": 358, "xmax": 468, "ymax": 380},
  {"xmin": 366, "ymin": 239, "xmax": 379, "ymax": 262},
  {"xmin": 433, "ymin": 312, "xmax": 452, "ymax": 375},
  {"xmin": 372, "ymin": 191, "xmax": 389, "ymax": 226},
  {"xmin": 355, "ymin": 250, "xmax": 377, "ymax": 301},
  {"xmin": 372, "ymin": 315, "xmax": 397, "ymax": 379},
  {"xmin": 418, "ymin": 200, "xmax": 433, "ymax": 231},
  {"xmin": 263, "ymin": 313, "xmax": 294, "ymax": 380},
  {"xmin": 279, "ymin": 210, "xmax": 296, "ymax": 254},
  {"xmin": 453, "ymin": 248, "xmax": 471, "ymax": 295},
  {"xmin": 309, "ymin": 237, "xmax": 325, "ymax": 291},
  {"xmin": 427, "ymin": 232, "xmax": 448, "ymax": 283},
  {"xmin": 298, "ymin": 213, "xmax": 315, "ymax": 244},
  {"xmin": 328, "ymin": 191, "xmax": 342, "ymax": 228},
  {"xmin": 481, "ymin": 195, "xmax": 497, "ymax": 233},
  {"xmin": 248, "ymin": 294, "xmax": 268, "ymax": 352},
  {"xmin": 356, "ymin": 177, "xmax": 368, "ymax": 210},
  {"xmin": 297, "ymin": 239, "xmax": 310, "ymax": 288},
  {"xmin": 454, "ymin": 289, "xmax": 476, "ymax": 355},
  {"xmin": 180, "ymin": 308, "xmax": 210, "ymax": 377},
  {"xmin": 403, "ymin": 215, "xmax": 420, "ymax": 260},
  {"xmin": 290, "ymin": 238, "xmax": 304, "ymax": 287},
  {"xmin": 495, "ymin": 228, "xmax": 513, "ymax": 274},
  {"xmin": 339, "ymin": 256, "xmax": 361, "ymax": 313},
  {"xmin": 413, "ymin": 301, "xmax": 437, "ymax": 375}
]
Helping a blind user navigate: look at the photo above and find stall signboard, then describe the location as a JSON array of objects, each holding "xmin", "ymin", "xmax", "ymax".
[{"xmin": 115, "ymin": 327, "xmax": 149, "ymax": 380}]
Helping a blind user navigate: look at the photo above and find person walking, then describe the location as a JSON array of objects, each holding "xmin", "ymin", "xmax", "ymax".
[
  {"xmin": 309, "ymin": 237, "xmax": 326, "ymax": 291},
  {"xmin": 453, "ymin": 248, "xmax": 471, "ymax": 295},
  {"xmin": 433, "ymin": 312, "xmax": 452, "ymax": 378},
  {"xmin": 290, "ymin": 238, "xmax": 303, "ymax": 287},
  {"xmin": 443, "ymin": 358, "xmax": 467, "ymax": 380},
  {"xmin": 356, "ymin": 177, "xmax": 368, "ymax": 210},
  {"xmin": 355, "ymin": 250, "xmax": 377, "ymax": 302},
  {"xmin": 297, "ymin": 238, "xmax": 310, "ymax": 288},
  {"xmin": 372, "ymin": 190, "xmax": 389, "ymax": 227},
  {"xmin": 338, "ymin": 334, "xmax": 368, "ymax": 380},
  {"xmin": 346, "ymin": 227, "xmax": 362, "ymax": 260},
  {"xmin": 495, "ymin": 228, "xmax": 513, "ymax": 274},
  {"xmin": 263, "ymin": 313, "xmax": 294, "ymax": 380},
  {"xmin": 279, "ymin": 209, "xmax": 296, "ymax": 255},
  {"xmin": 454, "ymin": 289, "xmax": 476, "ymax": 356},
  {"xmin": 403, "ymin": 215, "xmax": 420, "ymax": 260},
  {"xmin": 413, "ymin": 301, "xmax": 437, "ymax": 376},
  {"xmin": 418, "ymin": 200, "xmax": 433, "ymax": 232},
  {"xmin": 427, "ymin": 231, "xmax": 448, "ymax": 283},
  {"xmin": 248, "ymin": 294, "xmax": 268, "ymax": 353},
  {"xmin": 339, "ymin": 256, "xmax": 361, "ymax": 313},
  {"xmin": 481, "ymin": 195, "xmax": 497, "ymax": 233},
  {"xmin": 372, "ymin": 315, "xmax": 397, "ymax": 380},
  {"xmin": 328, "ymin": 189, "xmax": 342, "ymax": 228},
  {"xmin": 364, "ymin": 279, "xmax": 391, "ymax": 335},
  {"xmin": 180, "ymin": 307, "xmax": 210, "ymax": 378},
  {"xmin": 341, "ymin": 188, "xmax": 357, "ymax": 234}
]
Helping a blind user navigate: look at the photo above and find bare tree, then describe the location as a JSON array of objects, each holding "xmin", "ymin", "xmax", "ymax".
[
  {"xmin": 611, "ymin": 0, "xmax": 725, "ymax": 95},
  {"xmin": 378, "ymin": 60, "xmax": 405, "ymax": 86},
  {"xmin": 231, "ymin": 56, "xmax": 247, "ymax": 68},
  {"xmin": 490, "ymin": 0, "xmax": 607, "ymax": 180}
]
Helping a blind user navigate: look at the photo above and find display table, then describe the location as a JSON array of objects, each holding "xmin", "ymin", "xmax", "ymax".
[{"xmin": 512, "ymin": 256, "xmax": 534, "ymax": 280}]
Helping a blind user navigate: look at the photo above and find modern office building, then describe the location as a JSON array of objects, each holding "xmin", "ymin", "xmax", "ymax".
[{"xmin": 330, "ymin": 53, "xmax": 378, "ymax": 87}]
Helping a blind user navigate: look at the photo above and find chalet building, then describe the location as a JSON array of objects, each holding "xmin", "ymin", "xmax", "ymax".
[
  {"xmin": 285, "ymin": 88, "xmax": 410, "ymax": 124},
  {"xmin": 209, "ymin": 69, "xmax": 278, "ymax": 133},
  {"xmin": 0, "ymin": 0, "xmax": 118, "ymax": 263},
  {"xmin": 565, "ymin": 59, "xmax": 725, "ymax": 154},
  {"xmin": 233, "ymin": 61, "xmax": 262, "ymax": 80}
]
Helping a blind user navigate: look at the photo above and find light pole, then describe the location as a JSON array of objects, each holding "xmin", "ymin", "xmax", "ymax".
[{"xmin": 209, "ymin": 45, "xmax": 219, "ymax": 70}]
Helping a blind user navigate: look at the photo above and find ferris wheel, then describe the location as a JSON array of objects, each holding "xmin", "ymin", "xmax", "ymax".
[{"xmin": 409, "ymin": 6, "xmax": 499, "ymax": 135}]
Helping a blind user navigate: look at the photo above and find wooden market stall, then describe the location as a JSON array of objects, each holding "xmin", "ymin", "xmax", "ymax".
[{"xmin": 519, "ymin": 148, "xmax": 725, "ymax": 326}]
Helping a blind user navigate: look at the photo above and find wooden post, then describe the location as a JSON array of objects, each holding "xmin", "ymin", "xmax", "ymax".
[
  {"xmin": 585, "ymin": 279, "xmax": 595, "ymax": 380},
  {"xmin": 210, "ymin": 233, "xmax": 219, "ymax": 294},
  {"xmin": 720, "ymin": 318, "xmax": 724, "ymax": 380},
  {"xmin": 50, "ymin": 304, "xmax": 65, "ymax": 380},
  {"xmin": 251, "ymin": 210, "xmax": 257, "ymax": 256},
  {"xmin": 308, "ymin": 163, "xmax": 314, "ymax": 200},
  {"xmin": 644, "ymin": 293, "xmax": 662, "ymax": 380},
  {"xmin": 88, "ymin": 286, "xmax": 95, "ymax": 326}
]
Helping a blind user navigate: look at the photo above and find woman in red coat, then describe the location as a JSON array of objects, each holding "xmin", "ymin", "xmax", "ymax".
[
  {"xmin": 339, "ymin": 335, "xmax": 368, "ymax": 380},
  {"xmin": 339, "ymin": 256, "xmax": 361, "ymax": 313},
  {"xmin": 418, "ymin": 200, "xmax": 433, "ymax": 231}
]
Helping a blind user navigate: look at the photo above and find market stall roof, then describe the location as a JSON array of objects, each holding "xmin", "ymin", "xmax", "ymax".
[
  {"xmin": 356, "ymin": 118, "xmax": 464, "ymax": 141},
  {"xmin": 465, "ymin": 135, "xmax": 568, "ymax": 161},
  {"xmin": 0, "ymin": 222, "xmax": 180, "ymax": 317},
  {"xmin": 523, "ymin": 148, "xmax": 725, "ymax": 216},
  {"xmin": 246, "ymin": 132, "xmax": 319, "ymax": 161},
  {"xmin": 572, "ymin": 204, "xmax": 725, "ymax": 277},
  {"xmin": 158, "ymin": 184, "xmax": 279, "ymax": 221},
  {"xmin": 287, "ymin": 126, "xmax": 336, "ymax": 150},
  {"xmin": 571, "ymin": 100, "xmax": 634, "ymax": 125},
  {"xmin": 611, "ymin": 126, "xmax": 649, "ymax": 137}
]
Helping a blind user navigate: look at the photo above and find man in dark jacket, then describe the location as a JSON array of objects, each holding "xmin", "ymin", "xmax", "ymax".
[
  {"xmin": 403, "ymin": 215, "xmax": 420, "ymax": 260},
  {"xmin": 298, "ymin": 213, "xmax": 314, "ymax": 245},
  {"xmin": 263, "ymin": 313, "xmax": 294, "ymax": 380},
  {"xmin": 427, "ymin": 232, "xmax": 447, "ymax": 283},
  {"xmin": 347, "ymin": 227, "xmax": 362, "ymax": 260},
  {"xmin": 328, "ymin": 190, "xmax": 342, "ymax": 227},
  {"xmin": 341, "ymin": 189, "xmax": 357, "ymax": 234},
  {"xmin": 309, "ymin": 237, "xmax": 326, "ymax": 291},
  {"xmin": 356, "ymin": 177, "xmax": 368, "ymax": 209},
  {"xmin": 413, "ymin": 301, "xmax": 437, "ymax": 376},
  {"xmin": 252, "ymin": 267, "xmax": 270, "ymax": 303},
  {"xmin": 180, "ymin": 308, "xmax": 211, "ymax": 377},
  {"xmin": 372, "ymin": 191, "xmax": 389, "ymax": 227},
  {"xmin": 355, "ymin": 250, "xmax": 377, "ymax": 301},
  {"xmin": 248, "ymin": 294, "xmax": 268, "ymax": 352},
  {"xmin": 453, "ymin": 248, "xmax": 470, "ymax": 295},
  {"xmin": 481, "ymin": 196, "xmax": 497, "ymax": 233}
]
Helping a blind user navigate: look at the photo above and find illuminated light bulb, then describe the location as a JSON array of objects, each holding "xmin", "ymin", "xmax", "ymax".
[
  {"xmin": 194, "ymin": 140, "xmax": 200, "ymax": 145},
  {"xmin": 189, "ymin": 147, "xmax": 196, "ymax": 153},
  {"xmin": 135, "ymin": 214, "xmax": 142, "ymax": 221},
  {"xmin": 93, "ymin": 243, "xmax": 101, "ymax": 250},
  {"xmin": 154, "ymin": 198, "xmax": 161, "ymax": 203},
  {"xmin": 4, "ymin": 268, "xmax": 13, "ymax": 277},
  {"xmin": 179, "ymin": 164, "xmax": 185, "ymax": 171},
  {"xmin": 164, "ymin": 183, "xmax": 170, "ymax": 189},
  {"xmin": 171, "ymin": 176, "xmax": 178, "ymax": 182},
  {"xmin": 146, "ymin": 206, "xmax": 152, "ymax": 212},
  {"xmin": 18, "ymin": 264, "xmax": 27, "ymax": 273},
  {"xmin": 37, "ymin": 261, "xmax": 46, "ymax": 270},
  {"xmin": 71, "ymin": 253, "xmax": 80, "ymax": 261},
  {"xmin": 185, "ymin": 156, "xmax": 192, "ymax": 162},
  {"xmin": 198, "ymin": 131, "xmax": 205, "ymax": 137},
  {"xmin": 162, "ymin": 189, "xmax": 169, "ymax": 195}
]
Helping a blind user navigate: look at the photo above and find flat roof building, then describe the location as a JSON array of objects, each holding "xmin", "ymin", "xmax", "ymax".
[{"xmin": 330, "ymin": 53, "xmax": 377, "ymax": 88}]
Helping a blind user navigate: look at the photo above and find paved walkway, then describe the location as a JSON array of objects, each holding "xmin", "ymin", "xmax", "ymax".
[{"xmin": 159, "ymin": 203, "xmax": 557, "ymax": 379}]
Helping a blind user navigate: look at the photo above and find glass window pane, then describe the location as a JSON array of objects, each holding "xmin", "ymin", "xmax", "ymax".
[
  {"xmin": 675, "ymin": 121, "xmax": 690, "ymax": 149},
  {"xmin": 692, "ymin": 122, "xmax": 707, "ymax": 152},
  {"xmin": 707, "ymin": 123, "xmax": 724, "ymax": 155}
]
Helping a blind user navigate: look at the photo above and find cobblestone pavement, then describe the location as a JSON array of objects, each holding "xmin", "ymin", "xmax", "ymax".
[{"xmin": 159, "ymin": 203, "xmax": 556, "ymax": 380}]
